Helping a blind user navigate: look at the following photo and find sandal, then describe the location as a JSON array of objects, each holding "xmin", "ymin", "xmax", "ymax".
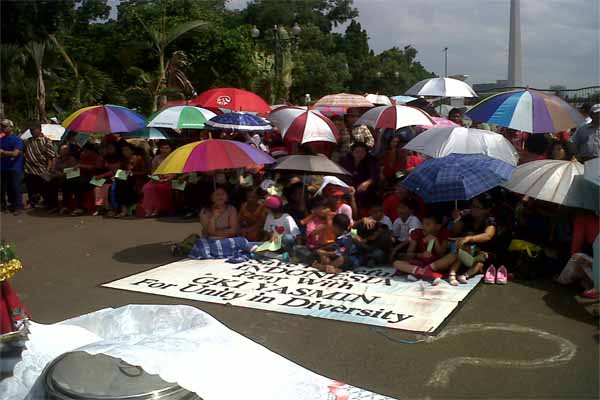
[
  {"xmin": 448, "ymin": 273, "xmax": 459, "ymax": 286},
  {"xmin": 457, "ymin": 274, "xmax": 469, "ymax": 284}
]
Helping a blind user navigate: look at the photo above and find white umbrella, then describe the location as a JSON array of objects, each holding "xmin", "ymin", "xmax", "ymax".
[
  {"xmin": 364, "ymin": 94, "xmax": 392, "ymax": 106},
  {"xmin": 147, "ymin": 106, "xmax": 216, "ymax": 129},
  {"xmin": 584, "ymin": 158, "xmax": 600, "ymax": 186},
  {"xmin": 21, "ymin": 124, "xmax": 65, "ymax": 141},
  {"xmin": 355, "ymin": 105, "xmax": 434, "ymax": 130},
  {"xmin": 405, "ymin": 77, "xmax": 477, "ymax": 98},
  {"xmin": 268, "ymin": 107, "xmax": 338, "ymax": 144},
  {"xmin": 404, "ymin": 127, "xmax": 519, "ymax": 166},
  {"xmin": 502, "ymin": 159, "xmax": 598, "ymax": 210},
  {"xmin": 315, "ymin": 176, "xmax": 350, "ymax": 196}
]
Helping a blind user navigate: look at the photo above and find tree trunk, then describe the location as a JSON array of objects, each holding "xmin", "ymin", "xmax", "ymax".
[
  {"xmin": 152, "ymin": 52, "xmax": 166, "ymax": 112},
  {"xmin": 36, "ymin": 66, "xmax": 48, "ymax": 123}
]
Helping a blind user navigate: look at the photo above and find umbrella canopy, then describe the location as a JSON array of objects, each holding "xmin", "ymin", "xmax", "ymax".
[
  {"xmin": 584, "ymin": 158, "xmax": 600, "ymax": 186},
  {"xmin": 431, "ymin": 116, "xmax": 460, "ymax": 127},
  {"xmin": 273, "ymin": 155, "xmax": 351, "ymax": 177},
  {"xmin": 355, "ymin": 105, "xmax": 434, "ymax": 130},
  {"xmin": 364, "ymin": 94, "xmax": 392, "ymax": 106},
  {"xmin": 62, "ymin": 105, "xmax": 146, "ymax": 134},
  {"xmin": 402, "ymin": 154, "xmax": 515, "ymax": 203},
  {"xmin": 315, "ymin": 176, "xmax": 351, "ymax": 196},
  {"xmin": 405, "ymin": 77, "xmax": 477, "ymax": 98},
  {"xmin": 502, "ymin": 159, "xmax": 597, "ymax": 210},
  {"xmin": 189, "ymin": 88, "xmax": 270, "ymax": 114},
  {"xmin": 269, "ymin": 107, "xmax": 338, "ymax": 144},
  {"xmin": 312, "ymin": 106, "xmax": 346, "ymax": 117},
  {"xmin": 121, "ymin": 127, "xmax": 170, "ymax": 140},
  {"xmin": 466, "ymin": 89, "xmax": 584, "ymax": 133},
  {"xmin": 391, "ymin": 95, "xmax": 418, "ymax": 105},
  {"xmin": 147, "ymin": 106, "xmax": 216, "ymax": 130},
  {"xmin": 154, "ymin": 139, "xmax": 275, "ymax": 174},
  {"xmin": 205, "ymin": 112, "xmax": 272, "ymax": 132},
  {"xmin": 404, "ymin": 127, "xmax": 519, "ymax": 166},
  {"xmin": 314, "ymin": 93, "xmax": 374, "ymax": 108},
  {"xmin": 21, "ymin": 124, "xmax": 65, "ymax": 141}
]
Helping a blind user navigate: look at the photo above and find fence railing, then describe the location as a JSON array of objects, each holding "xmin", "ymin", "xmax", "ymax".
[{"xmin": 471, "ymin": 86, "xmax": 600, "ymax": 106}]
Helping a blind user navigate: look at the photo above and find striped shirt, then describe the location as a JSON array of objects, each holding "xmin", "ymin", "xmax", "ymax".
[{"xmin": 24, "ymin": 136, "xmax": 56, "ymax": 175}]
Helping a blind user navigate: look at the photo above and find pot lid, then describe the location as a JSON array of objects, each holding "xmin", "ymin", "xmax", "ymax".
[{"xmin": 44, "ymin": 351, "xmax": 191, "ymax": 400}]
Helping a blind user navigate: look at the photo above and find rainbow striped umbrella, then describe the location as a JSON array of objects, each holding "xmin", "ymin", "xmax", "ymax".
[
  {"xmin": 467, "ymin": 89, "xmax": 585, "ymax": 134},
  {"xmin": 63, "ymin": 104, "xmax": 146, "ymax": 134},
  {"xmin": 154, "ymin": 139, "xmax": 275, "ymax": 174}
]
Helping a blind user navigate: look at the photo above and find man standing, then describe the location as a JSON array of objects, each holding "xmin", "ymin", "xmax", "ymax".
[
  {"xmin": 570, "ymin": 104, "xmax": 600, "ymax": 162},
  {"xmin": 23, "ymin": 122, "xmax": 56, "ymax": 208},
  {"xmin": 0, "ymin": 119, "xmax": 24, "ymax": 215}
]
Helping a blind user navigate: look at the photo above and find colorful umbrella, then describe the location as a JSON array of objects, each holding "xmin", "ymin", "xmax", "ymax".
[
  {"xmin": 189, "ymin": 88, "xmax": 271, "ymax": 114},
  {"xmin": 62, "ymin": 105, "xmax": 146, "ymax": 134},
  {"xmin": 402, "ymin": 154, "xmax": 515, "ymax": 203},
  {"xmin": 466, "ymin": 89, "xmax": 585, "ymax": 133},
  {"xmin": 405, "ymin": 77, "xmax": 477, "ymax": 98},
  {"xmin": 269, "ymin": 107, "xmax": 338, "ymax": 144},
  {"xmin": 364, "ymin": 93, "xmax": 392, "ymax": 106},
  {"xmin": 154, "ymin": 139, "xmax": 275, "ymax": 174},
  {"xmin": 502, "ymin": 159, "xmax": 597, "ymax": 210},
  {"xmin": 314, "ymin": 93, "xmax": 374, "ymax": 108},
  {"xmin": 404, "ymin": 127, "xmax": 519, "ymax": 166},
  {"xmin": 121, "ymin": 127, "xmax": 170, "ymax": 140},
  {"xmin": 205, "ymin": 112, "xmax": 272, "ymax": 132},
  {"xmin": 355, "ymin": 105, "xmax": 434, "ymax": 130},
  {"xmin": 147, "ymin": 106, "xmax": 216, "ymax": 130},
  {"xmin": 21, "ymin": 124, "xmax": 65, "ymax": 141}
]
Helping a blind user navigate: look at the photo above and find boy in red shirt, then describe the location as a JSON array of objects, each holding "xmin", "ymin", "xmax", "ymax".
[{"xmin": 393, "ymin": 214, "xmax": 449, "ymax": 285}]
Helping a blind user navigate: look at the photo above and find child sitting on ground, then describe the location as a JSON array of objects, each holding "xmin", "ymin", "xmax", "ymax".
[
  {"xmin": 301, "ymin": 196, "xmax": 335, "ymax": 250},
  {"xmin": 393, "ymin": 214, "xmax": 449, "ymax": 285},
  {"xmin": 368, "ymin": 205, "xmax": 393, "ymax": 230},
  {"xmin": 313, "ymin": 214, "xmax": 357, "ymax": 273},
  {"xmin": 390, "ymin": 198, "xmax": 422, "ymax": 260},
  {"xmin": 260, "ymin": 195, "xmax": 301, "ymax": 259},
  {"xmin": 354, "ymin": 219, "xmax": 394, "ymax": 267}
]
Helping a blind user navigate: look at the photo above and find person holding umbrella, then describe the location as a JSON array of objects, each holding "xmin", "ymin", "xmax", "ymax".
[
  {"xmin": 570, "ymin": 104, "xmax": 600, "ymax": 162},
  {"xmin": 340, "ymin": 142, "xmax": 379, "ymax": 214}
]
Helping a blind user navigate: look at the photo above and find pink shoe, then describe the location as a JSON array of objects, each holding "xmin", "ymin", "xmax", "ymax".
[
  {"xmin": 496, "ymin": 265, "xmax": 508, "ymax": 284},
  {"xmin": 484, "ymin": 265, "xmax": 496, "ymax": 284}
]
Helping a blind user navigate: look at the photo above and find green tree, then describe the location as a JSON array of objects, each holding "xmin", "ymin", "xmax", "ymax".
[{"xmin": 24, "ymin": 41, "xmax": 51, "ymax": 122}]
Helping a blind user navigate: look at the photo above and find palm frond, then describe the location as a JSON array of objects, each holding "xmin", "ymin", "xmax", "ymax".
[{"xmin": 164, "ymin": 20, "xmax": 207, "ymax": 49}]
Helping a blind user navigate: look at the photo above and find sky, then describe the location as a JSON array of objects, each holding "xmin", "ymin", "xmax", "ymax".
[
  {"xmin": 225, "ymin": 0, "xmax": 599, "ymax": 88},
  {"xmin": 109, "ymin": 0, "xmax": 599, "ymax": 88}
]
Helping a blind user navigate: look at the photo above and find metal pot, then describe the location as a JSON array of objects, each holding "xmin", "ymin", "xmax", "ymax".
[{"xmin": 43, "ymin": 351, "xmax": 201, "ymax": 400}]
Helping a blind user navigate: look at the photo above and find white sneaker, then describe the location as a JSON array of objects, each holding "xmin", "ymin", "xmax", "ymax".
[{"xmin": 406, "ymin": 274, "xmax": 418, "ymax": 282}]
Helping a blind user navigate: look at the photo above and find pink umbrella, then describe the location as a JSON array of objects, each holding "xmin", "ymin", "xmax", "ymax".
[
  {"xmin": 269, "ymin": 107, "xmax": 339, "ymax": 145},
  {"xmin": 431, "ymin": 116, "xmax": 460, "ymax": 127}
]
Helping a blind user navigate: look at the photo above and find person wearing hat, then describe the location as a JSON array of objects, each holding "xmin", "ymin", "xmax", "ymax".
[
  {"xmin": 0, "ymin": 119, "xmax": 24, "ymax": 215},
  {"xmin": 570, "ymin": 104, "xmax": 600, "ymax": 161}
]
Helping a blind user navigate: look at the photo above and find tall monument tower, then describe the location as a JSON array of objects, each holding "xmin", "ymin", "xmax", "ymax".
[{"xmin": 508, "ymin": 0, "xmax": 522, "ymax": 86}]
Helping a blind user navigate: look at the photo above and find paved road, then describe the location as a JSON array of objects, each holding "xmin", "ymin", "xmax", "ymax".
[{"xmin": 2, "ymin": 211, "xmax": 599, "ymax": 399}]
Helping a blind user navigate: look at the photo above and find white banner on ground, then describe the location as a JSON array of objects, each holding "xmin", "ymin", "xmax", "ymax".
[{"xmin": 103, "ymin": 259, "xmax": 481, "ymax": 333}]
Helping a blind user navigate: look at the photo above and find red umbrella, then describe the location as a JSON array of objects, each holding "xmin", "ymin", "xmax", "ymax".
[
  {"xmin": 189, "ymin": 88, "xmax": 270, "ymax": 114},
  {"xmin": 269, "ymin": 107, "xmax": 339, "ymax": 145}
]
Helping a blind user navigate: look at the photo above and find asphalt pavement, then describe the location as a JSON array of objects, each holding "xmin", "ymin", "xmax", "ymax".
[{"xmin": 2, "ymin": 211, "xmax": 598, "ymax": 399}]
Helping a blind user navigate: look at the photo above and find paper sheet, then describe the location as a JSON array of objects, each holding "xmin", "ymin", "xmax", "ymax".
[
  {"xmin": 0, "ymin": 305, "xmax": 397, "ymax": 400},
  {"xmin": 254, "ymin": 235, "xmax": 282, "ymax": 252},
  {"xmin": 64, "ymin": 167, "xmax": 80, "ymax": 180},
  {"xmin": 172, "ymin": 179, "xmax": 187, "ymax": 191},
  {"xmin": 114, "ymin": 169, "xmax": 129, "ymax": 180},
  {"xmin": 89, "ymin": 177, "xmax": 106, "ymax": 187}
]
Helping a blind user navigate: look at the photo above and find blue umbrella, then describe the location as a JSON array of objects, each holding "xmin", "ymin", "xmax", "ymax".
[
  {"xmin": 205, "ymin": 112, "xmax": 272, "ymax": 132},
  {"xmin": 401, "ymin": 154, "xmax": 515, "ymax": 203}
]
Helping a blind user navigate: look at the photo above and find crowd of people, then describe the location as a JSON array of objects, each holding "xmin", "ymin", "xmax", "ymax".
[{"xmin": 0, "ymin": 102, "xmax": 598, "ymax": 298}]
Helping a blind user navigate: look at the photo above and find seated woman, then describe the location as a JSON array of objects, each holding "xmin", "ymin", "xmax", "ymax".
[
  {"xmin": 239, "ymin": 187, "xmax": 267, "ymax": 242},
  {"xmin": 112, "ymin": 144, "xmax": 149, "ymax": 218},
  {"xmin": 142, "ymin": 140, "xmax": 175, "ymax": 217},
  {"xmin": 199, "ymin": 187, "xmax": 239, "ymax": 240},
  {"xmin": 68, "ymin": 143, "xmax": 103, "ymax": 216},
  {"xmin": 93, "ymin": 142, "xmax": 122, "ymax": 216},
  {"xmin": 446, "ymin": 194, "xmax": 503, "ymax": 286}
]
